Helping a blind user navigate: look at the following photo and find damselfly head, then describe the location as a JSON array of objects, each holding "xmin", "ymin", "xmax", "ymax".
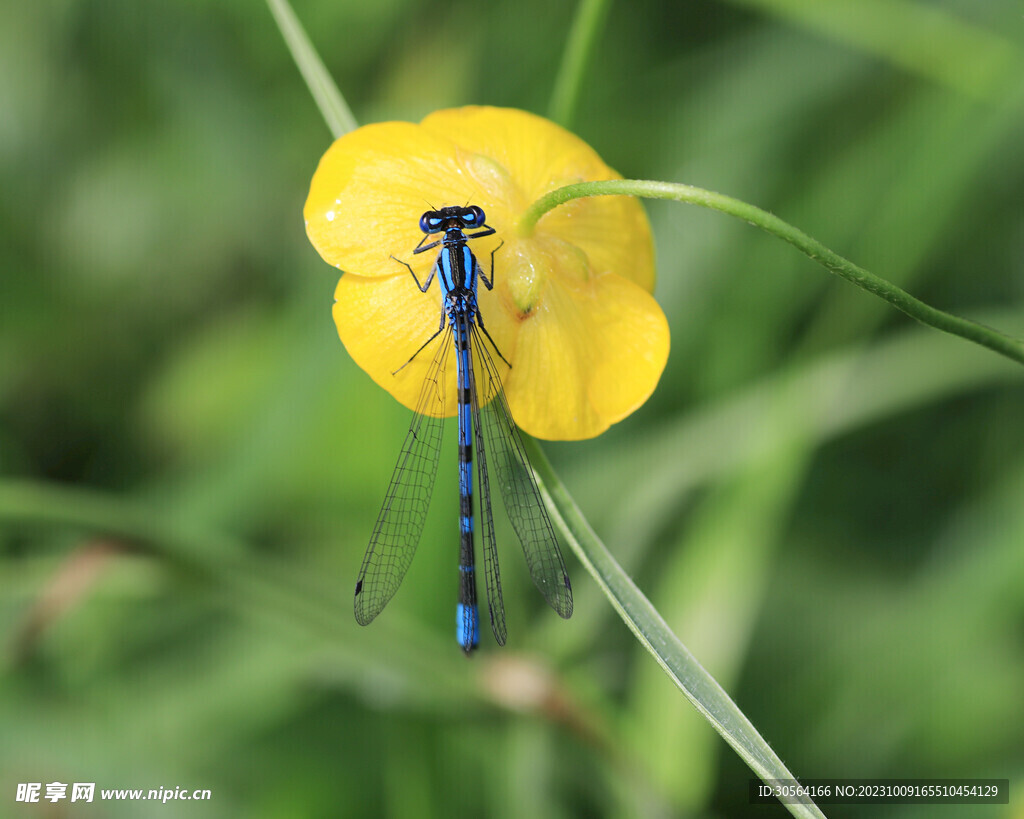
[{"xmin": 418, "ymin": 205, "xmax": 486, "ymax": 234}]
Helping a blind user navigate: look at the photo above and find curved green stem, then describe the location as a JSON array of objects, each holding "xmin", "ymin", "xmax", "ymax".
[
  {"xmin": 547, "ymin": 0, "xmax": 613, "ymax": 128},
  {"xmin": 519, "ymin": 179, "xmax": 1024, "ymax": 367},
  {"xmin": 524, "ymin": 438, "xmax": 827, "ymax": 819}
]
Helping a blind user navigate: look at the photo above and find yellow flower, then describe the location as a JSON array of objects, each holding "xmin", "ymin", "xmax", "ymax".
[{"xmin": 304, "ymin": 106, "xmax": 668, "ymax": 441}]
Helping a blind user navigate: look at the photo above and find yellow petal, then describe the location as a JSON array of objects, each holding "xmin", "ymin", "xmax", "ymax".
[
  {"xmin": 581, "ymin": 273, "xmax": 670, "ymax": 422},
  {"xmin": 506, "ymin": 271, "xmax": 669, "ymax": 440},
  {"xmin": 333, "ymin": 272, "xmax": 447, "ymax": 414},
  {"xmin": 306, "ymin": 122, "xmax": 468, "ymax": 281}
]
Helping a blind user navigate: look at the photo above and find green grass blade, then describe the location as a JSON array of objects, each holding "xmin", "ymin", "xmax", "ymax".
[
  {"xmin": 266, "ymin": 0, "xmax": 357, "ymax": 139},
  {"xmin": 547, "ymin": 0, "xmax": 613, "ymax": 127},
  {"xmin": 525, "ymin": 438, "xmax": 829, "ymax": 819}
]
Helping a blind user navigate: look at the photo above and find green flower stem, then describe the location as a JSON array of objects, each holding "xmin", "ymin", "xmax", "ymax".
[
  {"xmin": 519, "ymin": 179, "xmax": 1024, "ymax": 367},
  {"xmin": 547, "ymin": 0, "xmax": 613, "ymax": 128},
  {"xmin": 266, "ymin": 0, "xmax": 357, "ymax": 140},
  {"xmin": 524, "ymin": 438, "xmax": 827, "ymax": 819}
]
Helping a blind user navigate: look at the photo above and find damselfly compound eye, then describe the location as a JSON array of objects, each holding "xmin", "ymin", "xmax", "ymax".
[
  {"xmin": 462, "ymin": 206, "xmax": 485, "ymax": 228},
  {"xmin": 419, "ymin": 211, "xmax": 444, "ymax": 234}
]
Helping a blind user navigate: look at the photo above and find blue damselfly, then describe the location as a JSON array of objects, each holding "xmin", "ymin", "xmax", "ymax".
[{"xmin": 353, "ymin": 205, "xmax": 573, "ymax": 652}]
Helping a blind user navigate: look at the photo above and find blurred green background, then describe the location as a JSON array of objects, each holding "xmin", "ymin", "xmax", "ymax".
[{"xmin": 2, "ymin": 0, "xmax": 1023, "ymax": 816}]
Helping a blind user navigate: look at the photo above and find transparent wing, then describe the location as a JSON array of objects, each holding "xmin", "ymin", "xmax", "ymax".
[
  {"xmin": 471, "ymin": 324, "xmax": 573, "ymax": 619},
  {"xmin": 354, "ymin": 333, "xmax": 451, "ymax": 625},
  {"xmin": 470, "ymin": 350, "xmax": 507, "ymax": 645}
]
